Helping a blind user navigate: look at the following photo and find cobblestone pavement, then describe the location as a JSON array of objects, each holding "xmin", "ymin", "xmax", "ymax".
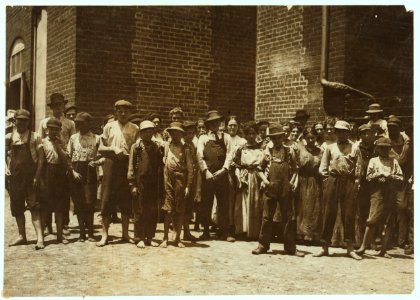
[{"xmin": 2, "ymin": 194, "xmax": 414, "ymax": 296}]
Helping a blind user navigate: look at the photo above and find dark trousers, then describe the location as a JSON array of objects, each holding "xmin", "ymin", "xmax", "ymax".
[
  {"xmin": 200, "ymin": 173, "xmax": 229, "ymax": 234},
  {"xmin": 258, "ymin": 181, "xmax": 296, "ymax": 254},
  {"xmin": 396, "ymin": 181, "xmax": 409, "ymax": 246},
  {"xmin": 133, "ymin": 197, "xmax": 158, "ymax": 241},
  {"xmin": 320, "ymin": 175, "xmax": 356, "ymax": 245}
]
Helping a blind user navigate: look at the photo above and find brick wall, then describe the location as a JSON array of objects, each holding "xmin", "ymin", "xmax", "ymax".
[
  {"xmin": 45, "ymin": 7, "xmax": 77, "ymax": 117},
  {"xmin": 75, "ymin": 6, "xmax": 256, "ymax": 128},
  {"xmin": 5, "ymin": 6, "xmax": 33, "ymax": 110}
]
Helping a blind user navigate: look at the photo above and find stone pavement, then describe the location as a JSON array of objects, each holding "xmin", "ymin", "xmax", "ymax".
[{"xmin": 2, "ymin": 194, "xmax": 414, "ymax": 296}]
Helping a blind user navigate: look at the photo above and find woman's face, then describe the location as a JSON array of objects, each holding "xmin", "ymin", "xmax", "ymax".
[
  {"xmin": 227, "ymin": 121, "xmax": 238, "ymax": 137},
  {"xmin": 259, "ymin": 125, "xmax": 268, "ymax": 139},
  {"xmin": 305, "ymin": 133, "xmax": 316, "ymax": 147},
  {"xmin": 289, "ymin": 127, "xmax": 299, "ymax": 141},
  {"xmin": 245, "ymin": 128, "xmax": 257, "ymax": 145},
  {"xmin": 282, "ymin": 126, "xmax": 291, "ymax": 138}
]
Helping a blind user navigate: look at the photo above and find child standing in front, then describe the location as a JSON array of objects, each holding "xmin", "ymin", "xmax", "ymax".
[{"xmin": 160, "ymin": 122, "xmax": 193, "ymax": 248}]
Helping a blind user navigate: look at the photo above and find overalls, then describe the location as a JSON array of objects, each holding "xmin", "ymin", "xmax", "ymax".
[
  {"xmin": 201, "ymin": 134, "xmax": 229, "ymax": 234},
  {"xmin": 9, "ymin": 133, "xmax": 39, "ymax": 217}
]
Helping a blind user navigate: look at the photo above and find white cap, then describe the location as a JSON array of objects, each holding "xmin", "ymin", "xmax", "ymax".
[{"xmin": 139, "ymin": 120, "xmax": 155, "ymax": 131}]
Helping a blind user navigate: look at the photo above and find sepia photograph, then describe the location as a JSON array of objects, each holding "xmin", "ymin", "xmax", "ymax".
[{"xmin": 2, "ymin": 3, "xmax": 415, "ymax": 297}]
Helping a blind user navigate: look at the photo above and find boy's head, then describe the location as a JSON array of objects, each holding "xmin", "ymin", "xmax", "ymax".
[
  {"xmin": 375, "ymin": 137, "xmax": 392, "ymax": 157},
  {"xmin": 167, "ymin": 122, "xmax": 184, "ymax": 142},
  {"xmin": 114, "ymin": 100, "xmax": 133, "ymax": 125},
  {"xmin": 14, "ymin": 109, "xmax": 31, "ymax": 133},
  {"xmin": 139, "ymin": 120, "xmax": 155, "ymax": 142},
  {"xmin": 74, "ymin": 112, "xmax": 93, "ymax": 134},
  {"xmin": 387, "ymin": 117, "xmax": 401, "ymax": 138},
  {"xmin": 47, "ymin": 117, "xmax": 62, "ymax": 140},
  {"xmin": 358, "ymin": 124, "xmax": 374, "ymax": 144},
  {"xmin": 65, "ymin": 106, "xmax": 77, "ymax": 120},
  {"xmin": 267, "ymin": 123, "xmax": 286, "ymax": 148},
  {"xmin": 334, "ymin": 120, "xmax": 350, "ymax": 142},
  {"xmin": 183, "ymin": 121, "xmax": 196, "ymax": 142}
]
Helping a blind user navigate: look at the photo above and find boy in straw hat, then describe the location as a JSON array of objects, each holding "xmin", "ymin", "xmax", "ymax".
[
  {"xmin": 128, "ymin": 120, "xmax": 163, "ymax": 248},
  {"xmin": 6, "ymin": 109, "xmax": 44, "ymax": 249},
  {"xmin": 356, "ymin": 137, "xmax": 403, "ymax": 258},
  {"xmin": 160, "ymin": 122, "xmax": 193, "ymax": 248},
  {"xmin": 314, "ymin": 120, "xmax": 361, "ymax": 260},
  {"xmin": 96, "ymin": 99, "xmax": 139, "ymax": 247},
  {"xmin": 252, "ymin": 123, "xmax": 304, "ymax": 256}
]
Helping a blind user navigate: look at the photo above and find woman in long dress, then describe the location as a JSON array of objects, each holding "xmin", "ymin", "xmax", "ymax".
[
  {"xmin": 296, "ymin": 127, "xmax": 323, "ymax": 242},
  {"xmin": 232, "ymin": 121, "xmax": 265, "ymax": 240}
]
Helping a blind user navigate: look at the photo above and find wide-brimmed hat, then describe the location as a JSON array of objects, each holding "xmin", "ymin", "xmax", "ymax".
[
  {"xmin": 74, "ymin": 112, "xmax": 93, "ymax": 123},
  {"xmin": 205, "ymin": 110, "xmax": 223, "ymax": 124},
  {"xmin": 375, "ymin": 137, "xmax": 392, "ymax": 147},
  {"xmin": 334, "ymin": 120, "xmax": 350, "ymax": 130},
  {"xmin": 47, "ymin": 93, "xmax": 67, "ymax": 106},
  {"xmin": 115, "ymin": 99, "xmax": 133, "ymax": 108},
  {"xmin": 366, "ymin": 103, "xmax": 383, "ymax": 114},
  {"xmin": 293, "ymin": 109, "xmax": 310, "ymax": 120},
  {"xmin": 47, "ymin": 117, "xmax": 62, "ymax": 129},
  {"xmin": 166, "ymin": 121, "xmax": 184, "ymax": 133},
  {"xmin": 183, "ymin": 120, "xmax": 196, "ymax": 129},
  {"xmin": 14, "ymin": 109, "xmax": 31, "ymax": 120},
  {"xmin": 358, "ymin": 123, "xmax": 372, "ymax": 132},
  {"xmin": 139, "ymin": 120, "xmax": 155, "ymax": 131},
  {"xmin": 267, "ymin": 123, "xmax": 286, "ymax": 136}
]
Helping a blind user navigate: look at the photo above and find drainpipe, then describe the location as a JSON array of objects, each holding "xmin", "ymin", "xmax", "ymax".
[
  {"xmin": 31, "ymin": 8, "xmax": 38, "ymax": 129},
  {"xmin": 320, "ymin": 6, "xmax": 374, "ymax": 100}
]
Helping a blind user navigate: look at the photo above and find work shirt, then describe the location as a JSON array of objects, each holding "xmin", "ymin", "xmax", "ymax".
[
  {"xmin": 366, "ymin": 156, "xmax": 403, "ymax": 182},
  {"xmin": 101, "ymin": 120, "xmax": 139, "ymax": 156},
  {"xmin": 197, "ymin": 130, "xmax": 232, "ymax": 173},
  {"xmin": 38, "ymin": 115, "xmax": 76, "ymax": 145},
  {"xmin": 67, "ymin": 132, "xmax": 100, "ymax": 162},
  {"xmin": 38, "ymin": 137, "xmax": 68, "ymax": 165},
  {"xmin": 319, "ymin": 140, "xmax": 357, "ymax": 177},
  {"xmin": 6, "ymin": 128, "xmax": 41, "ymax": 163}
]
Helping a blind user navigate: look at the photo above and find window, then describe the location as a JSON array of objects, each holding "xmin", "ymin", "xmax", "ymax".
[{"xmin": 10, "ymin": 38, "xmax": 25, "ymax": 79}]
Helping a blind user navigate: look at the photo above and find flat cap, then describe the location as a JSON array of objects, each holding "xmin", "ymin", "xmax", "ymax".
[
  {"xmin": 15, "ymin": 109, "xmax": 31, "ymax": 120},
  {"xmin": 358, "ymin": 123, "xmax": 372, "ymax": 132},
  {"xmin": 115, "ymin": 99, "xmax": 133, "ymax": 107},
  {"xmin": 47, "ymin": 117, "xmax": 62, "ymax": 128},
  {"xmin": 334, "ymin": 120, "xmax": 350, "ymax": 130},
  {"xmin": 74, "ymin": 112, "xmax": 93, "ymax": 123},
  {"xmin": 375, "ymin": 137, "xmax": 392, "ymax": 147}
]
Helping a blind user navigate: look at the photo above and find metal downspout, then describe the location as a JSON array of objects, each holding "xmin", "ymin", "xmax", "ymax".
[{"xmin": 320, "ymin": 6, "xmax": 375, "ymax": 100}]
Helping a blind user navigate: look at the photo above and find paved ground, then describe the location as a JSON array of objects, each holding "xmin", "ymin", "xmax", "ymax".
[{"xmin": 2, "ymin": 193, "xmax": 415, "ymax": 296}]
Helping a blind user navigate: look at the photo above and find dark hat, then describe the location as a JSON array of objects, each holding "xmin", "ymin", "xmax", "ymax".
[
  {"xmin": 169, "ymin": 107, "xmax": 184, "ymax": 117},
  {"xmin": 387, "ymin": 117, "xmax": 401, "ymax": 127},
  {"xmin": 358, "ymin": 123, "xmax": 372, "ymax": 132},
  {"xmin": 65, "ymin": 105, "xmax": 77, "ymax": 114},
  {"xmin": 183, "ymin": 120, "xmax": 196, "ymax": 129},
  {"xmin": 14, "ymin": 109, "xmax": 31, "ymax": 120},
  {"xmin": 334, "ymin": 120, "xmax": 350, "ymax": 131},
  {"xmin": 74, "ymin": 112, "xmax": 93, "ymax": 123},
  {"xmin": 375, "ymin": 137, "xmax": 392, "ymax": 147},
  {"xmin": 293, "ymin": 109, "xmax": 310, "ymax": 120},
  {"xmin": 48, "ymin": 93, "xmax": 67, "ymax": 106},
  {"xmin": 205, "ymin": 110, "xmax": 223, "ymax": 123},
  {"xmin": 257, "ymin": 120, "xmax": 270, "ymax": 127},
  {"xmin": 267, "ymin": 123, "xmax": 286, "ymax": 136},
  {"xmin": 128, "ymin": 113, "xmax": 142, "ymax": 124},
  {"xmin": 47, "ymin": 117, "xmax": 62, "ymax": 129},
  {"xmin": 167, "ymin": 121, "xmax": 184, "ymax": 133},
  {"xmin": 114, "ymin": 99, "xmax": 133, "ymax": 108},
  {"xmin": 366, "ymin": 103, "xmax": 383, "ymax": 114}
]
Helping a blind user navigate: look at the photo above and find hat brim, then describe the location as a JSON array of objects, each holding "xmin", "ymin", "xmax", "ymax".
[
  {"xmin": 205, "ymin": 116, "xmax": 223, "ymax": 123},
  {"xmin": 167, "ymin": 127, "xmax": 184, "ymax": 133},
  {"xmin": 15, "ymin": 116, "xmax": 30, "ymax": 120},
  {"xmin": 366, "ymin": 109, "xmax": 383, "ymax": 113},
  {"xmin": 267, "ymin": 132, "xmax": 286, "ymax": 137},
  {"xmin": 140, "ymin": 126, "xmax": 155, "ymax": 131}
]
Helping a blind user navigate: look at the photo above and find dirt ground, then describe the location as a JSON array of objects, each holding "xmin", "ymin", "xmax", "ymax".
[{"xmin": 2, "ymin": 194, "xmax": 414, "ymax": 297}]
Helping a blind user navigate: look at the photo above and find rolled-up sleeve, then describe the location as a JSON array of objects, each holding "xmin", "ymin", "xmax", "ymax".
[
  {"xmin": 196, "ymin": 135, "xmax": 208, "ymax": 173},
  {"xmin": 319, "ymin": 145, "xmax": 330, "ymax": 177},
  {"xmin": 127, "ymin": 143, "xmax": 136, "ymax": 186}
]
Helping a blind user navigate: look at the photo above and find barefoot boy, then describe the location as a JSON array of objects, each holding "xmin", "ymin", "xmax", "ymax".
[
  {"xmin": 6, "ymin": 109, "xmax": 44, "ymax": 250},
  {"xmin": 160, "ymin": 122, "xmax": 193, "ymax": 248},
  {"xmin": 356, "ymin": 137, "xmax": 403, "ymax": 258}
]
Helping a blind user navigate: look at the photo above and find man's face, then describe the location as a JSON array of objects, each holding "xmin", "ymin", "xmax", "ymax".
[
  {"xmin": 66, "ymin": 110, "xmax": 77, "ymax": 120},
  {"xmin": 50, "ymin": 102, "xmax": 65, "ymax": 116},
  {"xmin": 388, "ymin": 125, "xmax": 400, "ymax": 137},
  {"xmin": 197, "ymin": 121, "xmax": 206, "ymax": 136},
  {"xmin": 335, "ymin": 129, "xmax": 349, "ymax": 142},
  {"xmin": 171, "ymin": 113, "xmax": 182, "ymax": 122},
  {"xmin": 315, "ymin": 125, "xmax": 324, "ymax": 137},
  {"xmin": 115, "ymin": 106, "xmax": 130, "ymax": 124},
  {"xmin": 207, "ymin": 119, "xmax": 221, "ymax": 132}
]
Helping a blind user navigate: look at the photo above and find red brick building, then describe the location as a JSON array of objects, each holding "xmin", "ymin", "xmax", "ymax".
[{"xmin": 6, "ymin": 6, "xmax": 412, "ymax": 130}]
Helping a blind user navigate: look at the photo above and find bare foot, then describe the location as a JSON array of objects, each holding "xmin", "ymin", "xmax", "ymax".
[
  {"xmin": 35, "ymin": 241, "xmax": 45, "ymax": 250},
  {"xmin": 348, "ymin": 251, "xmax": 362, "ymax": 260},
  {"xmin": 149, "ymin": 240, "xmax": 159, "ymax": 247},
  {"xmin": 355, "ymin": 248, "xmax": 365, "ymax": 255},
  {"xmin": 313, "ymin": 249, "xmax": 329, "ymax": 257},
  {"xmin": 177, "ymin": 241, "xmax": 185, "ymax": 248},
  {"xmin": 121, "ymin": 236, "xmax": 135, "ymax": 244},
  {"xmin": 376, "ymin": 252, "xmax": 392, "ymax": 259},
  {"xmin": 137, "ymin": 240, "xmax": 146, "ymax": 248},
  {"xmin": 159, "ymin": 240, "xmax": 168, "ymax": 248},
  {"xmin": 96, "ymin": 236, "xmax": 108, "ymax": 247},
  {"xmin": 292, "ymin": 250, "xmax": 305, "ymax": 257},
  {"xmin": 8, "ymin": 236, "xmax": 27, "ymax": 247},
  {"xmin": 57, "ymin": 238, "xmax": 69, "ymax": 245}
]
